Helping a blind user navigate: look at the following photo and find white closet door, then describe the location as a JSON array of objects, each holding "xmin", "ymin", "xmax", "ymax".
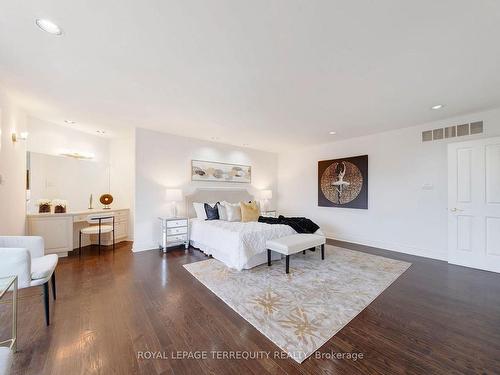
[{"xmin": 448, "ymin": 137, "xmax": 500, "ymax": 273}]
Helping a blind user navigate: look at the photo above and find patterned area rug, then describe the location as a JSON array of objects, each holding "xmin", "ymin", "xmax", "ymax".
[{"xmin": 184, "ymin": 245, "xmax": 411, "ymax": 363}]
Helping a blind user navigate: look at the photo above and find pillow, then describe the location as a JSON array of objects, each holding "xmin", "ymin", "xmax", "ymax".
[
  {"xmin": 204, "ymin": 202, "xmax": 220, "ymax": 220},
  {"xmin": 222, "ymin": 201, "xmax": 241, "ymax": 222},
  {"xmin": 193, "ymin": 202, "xmax": 207, "ymax": 220},
  {"xmin": 240, "ymin": 201, "xmax": 260, "ymax": 222},
  {"xmin": 217, "ymin": 202, "xmax": 227, "ymax": 221}
]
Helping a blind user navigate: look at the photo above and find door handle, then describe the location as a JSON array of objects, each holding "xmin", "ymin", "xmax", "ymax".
[{"xmin": 450, "ymin": 208, "xmax": 464, "ymax": 213}]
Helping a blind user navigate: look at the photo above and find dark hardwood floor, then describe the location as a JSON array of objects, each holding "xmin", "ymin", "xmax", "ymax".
[{"xmin": 1, "ymin": 240, "xmax": 499, "ymax": 375}]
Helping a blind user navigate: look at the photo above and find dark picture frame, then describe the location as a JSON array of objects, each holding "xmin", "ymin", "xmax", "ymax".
[{"xmin": 318, "ymin": 155, "xmax": 368, "ymax": 209}]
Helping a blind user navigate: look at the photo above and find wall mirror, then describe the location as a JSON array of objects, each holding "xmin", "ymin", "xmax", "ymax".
[{"xmin": 27, "ymin": 152, "xmax": 110, "ymax": 213}]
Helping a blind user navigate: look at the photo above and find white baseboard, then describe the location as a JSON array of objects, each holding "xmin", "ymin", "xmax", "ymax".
[
  {"xmin": 132, "ymin": 242, "xmax": 158, "ymax": 252},
  {"xmin": 325, "ymin": 232, "xmax": 448, "ymax": 262}
]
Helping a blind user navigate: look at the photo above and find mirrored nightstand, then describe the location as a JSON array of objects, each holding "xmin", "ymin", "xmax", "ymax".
[
  {"xmin": 159, "ymin": 217, "xmax": 189, "ymax": 252},
  {"xmin": 261, "ymin": 210, "xmax": 277, "ymax": 218}
]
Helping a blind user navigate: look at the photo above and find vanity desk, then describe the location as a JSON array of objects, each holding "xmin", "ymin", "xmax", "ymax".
[{"xmin": 27, "ymin": 208, "xmax": 130, "ymax": 257}]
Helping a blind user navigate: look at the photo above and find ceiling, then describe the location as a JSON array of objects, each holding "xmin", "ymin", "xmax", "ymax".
[{"xmin": 1, "ymin": 0, "xmax": 500, "ymax": 151}]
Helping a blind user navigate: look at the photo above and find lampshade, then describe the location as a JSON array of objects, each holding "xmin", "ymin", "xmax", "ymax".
[
  {"xmin": 261, "ymin": 190, "xmax": 272, "ymax": 200},
  {"xmin": 165, "ymin": 188, "xmax": 183, "ymax": 202}
]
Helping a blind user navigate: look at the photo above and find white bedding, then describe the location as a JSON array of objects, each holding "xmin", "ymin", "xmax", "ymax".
[{"xmin": 189, "ymin": 219, "xmax": 296, "ymax": 271}]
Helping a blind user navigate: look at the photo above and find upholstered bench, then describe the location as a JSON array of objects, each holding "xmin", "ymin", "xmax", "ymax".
[{"xmin": 266, "ymin": 234, "xmax": 326, "ymax": 274}]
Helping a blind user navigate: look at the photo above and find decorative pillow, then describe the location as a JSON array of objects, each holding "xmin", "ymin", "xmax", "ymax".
[
  {"xmin": 193, "ymin": 202, "xmax": 207, "ymax": 220},
  {"xmin": 204, "ymin": 202, "xmax": 220, "ymax": 220},
  {"xmin": 222, "ymin": 201, "xmax": 241, "ymax": 222},
  {"xmin": 217, "ymin": 202, "xmax": 228, "ymax": 221},
  {"xmin": 240, "ymin": 201, "xmax": 260, "ymax": 222}
]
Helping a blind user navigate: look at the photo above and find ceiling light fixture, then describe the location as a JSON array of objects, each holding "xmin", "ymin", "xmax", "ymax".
[
  {"xmin": 329, "ymin": 131, "xmax": 337, "ymax": 135},
  {"xmin": 64, "ymin": 120, "xmax": 76, "ymax": 124},
  {"xmin": 431, "ymin": 104, "xmax": 444, "ymax": 110},
  {"xmin": 35, "ymin": 19, "xmax": 63, "ymax": 35}
]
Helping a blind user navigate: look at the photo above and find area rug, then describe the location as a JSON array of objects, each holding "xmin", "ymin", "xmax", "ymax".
[{"xmin": 183, "ymin": 245, "xmax": 411, "ymax": 363}]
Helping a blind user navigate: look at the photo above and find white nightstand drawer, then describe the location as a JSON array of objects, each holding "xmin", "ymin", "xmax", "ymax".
[
  {"xmin": 167, "ymin": 227, "xmax": 187, "ymax": 235},
  {"xmin": 167, "ymin": 234, "xmax": 187, "ymax": 243},
  {"xmin": 166, "ymin": 219, "xmax": 188, "ymax": 228}
]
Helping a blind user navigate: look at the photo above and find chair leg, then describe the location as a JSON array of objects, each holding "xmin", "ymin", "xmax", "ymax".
[
  {"xmin": 98, "ymin": 231, "xmax": 101, "ymax": 255},
  {"xmin": 267, "ymin": 249, "xmax": 271, "ymax": 266},
  {"xmin": 43, "ymin": 282, "xmax": 50, "ymax": 326},
  {"xmin": 51, "ymin": 272, "xmax": 56, "ymax": 300},
  {"xmin": 79, "ymin": 231, "xmax": 82, "ymax": 259},
  {"xmin": 286, "ymin": 255, "xmax": 290, "ymax": 274},
  {"xmin": 321, "ymin": 244, "xmax": 325, "ymax": 260},
  {"xmin": 112, "ymin": 229, "xmax": 115, "ymax": 254}
]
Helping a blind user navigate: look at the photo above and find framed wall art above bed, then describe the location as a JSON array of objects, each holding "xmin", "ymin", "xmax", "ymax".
[
  {"xmin": 318, "ymin": 154, "xmax": 368, "ymax": 209},
  {"xmin": 191, "ymin": 160, "xmax": 251, "ymax": 183}
]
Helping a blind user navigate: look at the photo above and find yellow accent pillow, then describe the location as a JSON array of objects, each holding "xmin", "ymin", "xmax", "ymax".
[{"xmin": 240, "ymin": 201, "xmax": 260, "ymax": 222}]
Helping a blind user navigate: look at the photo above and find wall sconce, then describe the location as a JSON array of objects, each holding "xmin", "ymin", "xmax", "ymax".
[{"xmin": 11, "ymin": 132, "xmax": 29, "ymax": 142}]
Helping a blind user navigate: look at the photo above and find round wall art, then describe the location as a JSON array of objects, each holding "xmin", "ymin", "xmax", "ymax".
[{"xmin": 318, "ymin": 155, "xmax": 368, "ymax": 209}]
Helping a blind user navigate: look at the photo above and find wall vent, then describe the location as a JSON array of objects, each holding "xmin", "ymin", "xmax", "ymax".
[{"xmin": 422, "ymin": 121, "xmax": 483, "ymax": 142}]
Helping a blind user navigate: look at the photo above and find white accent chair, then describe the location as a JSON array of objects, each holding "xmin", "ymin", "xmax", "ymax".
[
  {"xmin": 0, "ymin": 236, "xmax": 58, "ymax": 326},
  {"xmin": 0, "ymin": 347, "xmax": 12, "ymax": 375},
  {"xmin": 79, "ymin": 214, "xmax": 115, "ymax": 257}
]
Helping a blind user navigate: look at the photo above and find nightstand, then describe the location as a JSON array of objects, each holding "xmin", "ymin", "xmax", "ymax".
[
  {"xmin": 261, "ymin": 210, "xmax": 277, "ymax": 218},
  {"xmin": 159, "ymin": 217, "xmax": 189, "ymax": 252}
]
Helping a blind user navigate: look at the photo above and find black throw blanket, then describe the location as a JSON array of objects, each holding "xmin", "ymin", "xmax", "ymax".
[{"xmin": 258, "ymin": 215, "xmax": 320, "ymax": 234}]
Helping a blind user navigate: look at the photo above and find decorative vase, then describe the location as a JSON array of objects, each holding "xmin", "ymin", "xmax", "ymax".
[
  {"xmin": 39, "ymin": 204, "xmax": 51, "ymax": 213},
  {"xmin": 54, "ymin": 205, "xmax": 66, "ymax": 213}
]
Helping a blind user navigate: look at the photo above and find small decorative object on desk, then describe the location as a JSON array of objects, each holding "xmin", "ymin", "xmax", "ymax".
[
  {"xmin": 100, "ymin": 193, "xmax": 113, "ymax": 209},
  {"xmin": 53, "ymin": 199, "xmax": 67, "ymax": 213},
  {"xmin": 159, "ymin": 217, "xmax": 189, "ymax": 252},
  {"xmin": 37, "ymin": 199, "xmax": 51, "ymax": 213},
  {"xmin": 88, "ymin": 194, "xmax": 93, "ymax": 209},
  {"xmin": 261, "ymin": 210, "xmax": 277, "ymax": 218}
]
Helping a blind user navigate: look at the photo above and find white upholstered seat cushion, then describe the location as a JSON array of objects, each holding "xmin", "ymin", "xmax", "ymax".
[
  {"xmin": 266, "ymin": 234, "xmax": 326, "ymax": 255},
  {"xmin": 0, "ymin": 346, "xmax": 12, "ymax": 375},
  {"xmin": 80, "ymin": 225, "xmax": 113, "ymax": 234},
  {"xmin": 31, "ymin": 254, "xmax": 58, "ymax": 281}
]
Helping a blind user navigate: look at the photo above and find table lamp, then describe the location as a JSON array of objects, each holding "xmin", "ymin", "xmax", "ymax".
[{"xmin": 165, "ymin": 188, "xmax": 183, "ymax": 217}]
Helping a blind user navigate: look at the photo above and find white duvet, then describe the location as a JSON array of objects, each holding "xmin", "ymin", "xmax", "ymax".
[{"xmin": 189, "ymin": 219, "xmax": 296, "ymax": 271}]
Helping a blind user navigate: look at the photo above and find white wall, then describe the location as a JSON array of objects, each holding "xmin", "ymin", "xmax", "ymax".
[
  {"xmin": 134, "ymin": 128, "xmax": 278, "ymax": 251},
  {"xmin": 278, "ymin": 108, "xmax": 500, "ymax": 261},
  {"xmin": 27, "ymin": 116, "xmax": 109, "ymax": 162},
  {"xmin": 0, "ymin": 89, "xmax": 28, "ymax": 235},
  {"xmin": 109, "ymin": 134, "xmax": 135, "ymax": 239}
]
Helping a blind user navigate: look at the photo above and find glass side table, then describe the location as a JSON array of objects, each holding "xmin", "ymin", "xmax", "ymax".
[{"xmin": 0, "ymin": 275, "xmax": 18, "ymax": 352}]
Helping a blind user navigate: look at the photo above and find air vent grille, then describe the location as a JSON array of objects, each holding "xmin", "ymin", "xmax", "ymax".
[{"xmin": 422, "ymin": 121, "xmax": 483, "ymax": 142}]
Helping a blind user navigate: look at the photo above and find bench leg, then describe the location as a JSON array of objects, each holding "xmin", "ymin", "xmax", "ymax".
[
  {"xmin": 267, "ymin": 249, "xmax": 271, "ymax": 266},
  {"xmin": 286, "ymin": 255, "xmax": 290, "ymax": 274},
  {"xmin": 321, "ymin": 244, "xmax": 325, "ymax": 260}
]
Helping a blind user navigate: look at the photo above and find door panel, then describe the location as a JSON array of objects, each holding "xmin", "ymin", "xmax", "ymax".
[
  {"xmin": 456, "ymin": 148, "xmax": 472, "ymax": 203},
  {"xmin": 486, "ymin": 217, "xmax": 500, "ymax": 256},
  {"xmin": 448, "ymin": 137, "xmax": 500, "ymax": 273},
  {"xmin": 485, "ymin": 144, "xmax": 500, "ymax": 203}
]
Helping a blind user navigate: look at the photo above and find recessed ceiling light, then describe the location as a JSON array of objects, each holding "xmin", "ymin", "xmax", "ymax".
[
  {"xmin": 431, "ymin": 104, "xmax": 444, "ymax": 110},
  {"xmin": 64, "ymin": 120, "xmax": 76, "ymax": 124},
  {"xmin": 211, "ymin": 136, "xmax": 219, "ymax": 141},
  {"xmin": 35, "ymin": 19, "xmax": 63, "ymax": 35},
  {"xmin": 96, "ymin": 130, "xmax": 106, "ymax": 135},
  {"xmin": 243, "ymin": 143, "xmax": 250, "ymax": 146},
  {"xmin": 329, "ymin": 131, "xmax": 337, "ymax": 135}
]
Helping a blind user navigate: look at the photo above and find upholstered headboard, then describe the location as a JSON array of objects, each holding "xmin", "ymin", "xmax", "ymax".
[{"xmin": 185, "ymin": 188, "xmax": 254, "ymax": 218}]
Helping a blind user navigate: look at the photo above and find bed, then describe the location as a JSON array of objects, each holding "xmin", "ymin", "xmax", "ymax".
[{"xmin": 186, "ymin": 188, "xmax": 298, "ymax": 270}]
